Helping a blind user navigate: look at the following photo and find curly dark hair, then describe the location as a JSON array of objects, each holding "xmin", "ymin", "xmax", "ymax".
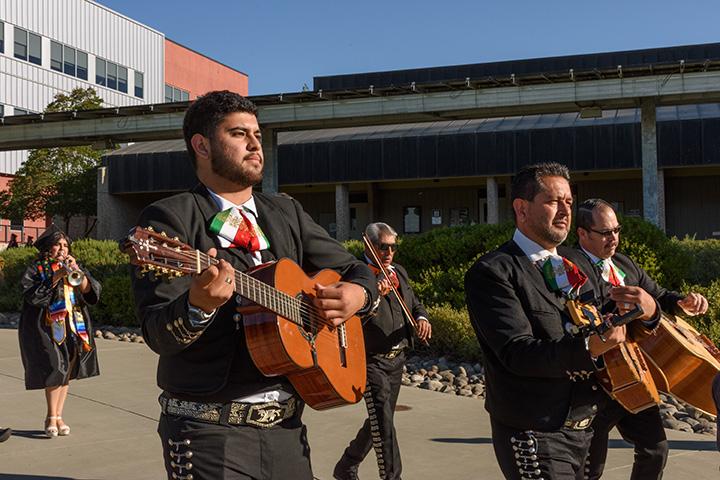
[
  {"xmin": 182, "ymin": 90, "xmax": 259, "ymax": 167},
  {"xmin": 37, "ymin": 231, "xmax": 72, "ymax": 257}
]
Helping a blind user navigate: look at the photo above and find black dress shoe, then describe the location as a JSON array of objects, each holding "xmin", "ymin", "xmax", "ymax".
[
  {"xmin": 0, "ymin": 428, "xmax": 11, "ymax": 443},
  {"xmin": 333, "ymin": 458, "xmax": 359, "ymax": 480}
]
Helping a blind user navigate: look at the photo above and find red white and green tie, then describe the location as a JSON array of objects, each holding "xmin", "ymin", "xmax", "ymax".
[
  {"xmin": 597, "ymin": 258, "xmax": 626, "ymax": 287},
  {"xmin": 541, "ymin": 255, "xmax": 588, "ymax": 297},
  {"xmin": 209, "ymin": 206, "xmax": 270, "ymax": 252}
]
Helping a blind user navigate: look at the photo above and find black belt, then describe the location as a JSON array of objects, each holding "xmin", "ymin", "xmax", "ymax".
[
  {"xmin": 563, "ymin": 415, "xmax": 594, "ymax": 430},
  {"xmin": 375, "ymin": 347, "xmax": 405, "ymax": 359},
  {"xmin": 159, "ymin": 393, "xmax": 297, "ymax": 429}
]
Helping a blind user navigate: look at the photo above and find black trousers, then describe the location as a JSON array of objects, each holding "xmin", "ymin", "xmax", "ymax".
[
  {"xmin": 340, "ymin": 352, "xmax": 405, "ymax": 480},
  {"xmin": 158, "ymin": 412, "xmax": 313, "ymax": 480},
  {"xmin": 587, "ymin": 401, "xmax": 667, "ymax": 480},
  {"xmin": 491, "ymin": 417, "xmax": 594, "ymax": 480}
]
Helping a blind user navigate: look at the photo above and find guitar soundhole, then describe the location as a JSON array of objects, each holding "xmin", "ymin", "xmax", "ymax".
[{"xmin": 295, "ymin": 293, "xmax": 318, "ymax": 342}]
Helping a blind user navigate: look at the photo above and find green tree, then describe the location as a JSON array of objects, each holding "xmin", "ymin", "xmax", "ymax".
[{"xmin": 0, "ymin": 88, "xmax": 107, "ymax": 236}]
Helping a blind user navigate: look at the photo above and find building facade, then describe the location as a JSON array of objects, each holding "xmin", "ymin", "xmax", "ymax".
[{"xmin": 0, "ymin": 0, "xmax": 247, "ymax": 242}]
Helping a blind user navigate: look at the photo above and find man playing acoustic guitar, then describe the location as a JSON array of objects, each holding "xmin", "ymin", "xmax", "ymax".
[
  {"xmin": 576, "ymin": 198, "xmax": 708, "ymax": 480},
  {"xmin": 131, "ymin": 91, "xmax": 378, "ymax": 480}
]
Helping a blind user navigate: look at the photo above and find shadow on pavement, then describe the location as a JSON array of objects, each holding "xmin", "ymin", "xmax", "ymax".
[
  {"xmin": 4, "ymin": 429, "xmax": 51, "ymax": 440},
  {"xmin": 431, "ymin": 437, "xmax": 493, "ymax": 444},
  {"xmin": 609, "ymin": 438, "xmax": 718, "ymax": 451},
  {"xmin": 0, "ymin": 476, "xmax": 75, "ymax": 480}
]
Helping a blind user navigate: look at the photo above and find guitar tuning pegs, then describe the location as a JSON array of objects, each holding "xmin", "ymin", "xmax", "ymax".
[
  {"xmin": 173, "ymin": 236, "xmax": 179, "ymax": 241},
  {"xmin": 160, "ymin": 231, "xmax": 167, "ymax": 237},
  {"xmin": 147, "ymin": 226, "xmax": 155, "ymax": 232}
]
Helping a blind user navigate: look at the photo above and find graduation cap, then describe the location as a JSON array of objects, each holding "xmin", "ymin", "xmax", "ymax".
[{"xmin": 35, "ymin": 224, "xmax": 70, "ymax": 253}]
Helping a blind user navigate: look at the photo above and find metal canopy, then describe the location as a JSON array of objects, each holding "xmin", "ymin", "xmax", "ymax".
[{"xmin": 2, "ymin": 46, "xmax": 720, "ymax": 151}]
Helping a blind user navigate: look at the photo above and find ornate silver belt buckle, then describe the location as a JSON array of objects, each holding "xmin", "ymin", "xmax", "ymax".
[{"xmin": 245, "ymin": 399, "xmax": 295, "ymax": 428}]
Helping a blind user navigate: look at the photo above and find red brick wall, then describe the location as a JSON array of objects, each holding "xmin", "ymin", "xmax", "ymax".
[{"xmin": 165, "ymin": 39, "xmax": 249, "ymax": 98}]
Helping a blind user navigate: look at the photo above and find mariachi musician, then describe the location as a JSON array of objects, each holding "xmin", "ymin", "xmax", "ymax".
[
  {"xmin": 131, "ymin": 91, "xmax": 378, "ymax": 480},
  {"xmin": 576, "ymin": 198, "xmax": 708, "ymax": 480},
  {"xmin": 334, "ymin": 222, "xmax": 431, "ymax": 480}
]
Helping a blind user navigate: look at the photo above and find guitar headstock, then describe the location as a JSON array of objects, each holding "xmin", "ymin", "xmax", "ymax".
[{"xmin": 121, "ymin": 226, "xmax": 199, "ymax": 280}]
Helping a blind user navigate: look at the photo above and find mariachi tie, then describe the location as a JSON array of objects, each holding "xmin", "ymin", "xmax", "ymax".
[
  {"xmin": 596, "ymin": 258, "xmax": 625, "ymax": 287},
  {"xmin": 209, "ymin": 206, "xmax": 270, "ymax": 252},
  {"xmin": 539, "ymin": 254, "xmax": 588, "ymax": 298}
]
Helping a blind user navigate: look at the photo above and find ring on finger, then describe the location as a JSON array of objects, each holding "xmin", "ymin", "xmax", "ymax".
[{"xmin": 224, "ymin": 277, "xmax": 233, "ymax": 285}]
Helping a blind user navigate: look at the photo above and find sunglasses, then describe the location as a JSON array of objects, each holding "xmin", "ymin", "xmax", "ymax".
[
  {"xmin": 378, "ymin": 243, "xmax": 398, "ymax": 253},
  {"xmin": 588, "ymin": 225, "xmax": 622, "ymax": 237}
]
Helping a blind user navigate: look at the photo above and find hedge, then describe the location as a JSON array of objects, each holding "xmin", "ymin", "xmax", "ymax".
[{"xmin": 1, "ymin": 216, "xmax": 719, "ymax": 358}]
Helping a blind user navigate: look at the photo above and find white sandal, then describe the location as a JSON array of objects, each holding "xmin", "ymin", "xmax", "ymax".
[
  {"xmin": 57, "ymin": 416, "xmax": 70, "ymax": 436},
  {"xmin": 45, "ymin": 416, "xmax": 59, "ymax": 438}
]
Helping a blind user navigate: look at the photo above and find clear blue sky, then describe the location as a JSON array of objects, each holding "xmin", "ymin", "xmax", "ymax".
[{"xmin": 98, "ymin": 0, "xmax": 720, "ymax": 96}]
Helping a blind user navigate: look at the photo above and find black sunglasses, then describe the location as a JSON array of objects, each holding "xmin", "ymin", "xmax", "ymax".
[
  {"xmin": 378, "ymin": 243, "xmax": 398, "ymax": 253},
  {"xmin": 588, "ymin": 225, "xmax": 622, "ymax": 237}
]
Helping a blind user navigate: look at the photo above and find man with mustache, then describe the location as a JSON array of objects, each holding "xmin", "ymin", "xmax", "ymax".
[
  {"xmin": 465, "ymin": 162, "xmax": 645, "ymax": 479},
  {"xmin": 131, "ymin": 91, "xmax": 378, "ymax": 480},
  {"xmin": 576, "ymin": 198, "xmax": 708, "ymax": 480}
]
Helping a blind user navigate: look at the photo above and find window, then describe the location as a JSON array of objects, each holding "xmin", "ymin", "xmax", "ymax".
[
  {"xmin": 76, "ymin": 51, "xmax": 87, "ymax": 80},
  {"xmin": 134, "ymin": 71, "xmax": 144, "ymax": 98},
  {"xmin": 117, "ymin": 66, "xmax": 128, "ymax": 93},
  {"xmin": 13, "ymin": 108, "xmax": 29, "ymax": 116},
  {"xmin": 14, "ymin": 27, "xmax": 27, "ymax": 61},
  {"xmin": 164, "ymin": 84, "xmax": 190, "ymax": 102},
  {"xmin": 0, "ymin": 105, "xmax": 4, "ymax": 117},
  {"xmin": 95, "ymin": 58, "xmax": 106, "ymax": 86},
  {"xmin": 28, "ymin": 32, "xmax": 41, "ymax": 65},
  {"xmin": 107, "ymin": 61, "xmax": 117, "ymax": 89},
  {"xmin": 0, "ymin": 21, "xmax": 4, "ymax": 53},
  {"xmin": 63, "ymin": 45, "xmax": 75, "ymax": 76},
  {"xmin": 50, "ymin": 41, "xmax": 62, "ymax": 72}
]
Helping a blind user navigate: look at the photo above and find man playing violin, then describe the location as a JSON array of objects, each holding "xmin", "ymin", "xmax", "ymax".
[
  {"xmin": 334, "ymin": 222, "xmax": 431, "ymax": 480},
  {"xmin": 576, "ymin": 198, "xmax": 708, "ymax": 480},
  {"xmin": 131, "ymin": 91, "xmax": 378, "ymax": 480}
]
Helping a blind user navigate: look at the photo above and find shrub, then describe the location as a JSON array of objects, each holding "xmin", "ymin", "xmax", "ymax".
[
  {"xmin": 680, "ymin": 280, "xmax": 720, "ymax": 345},
  {"xmin": 425, "ymin": 304, "xmax": 481, "ymax": 361},
  {"xmin": 411, "ymin": 256, "xmax": 482, "ymax": 309}
]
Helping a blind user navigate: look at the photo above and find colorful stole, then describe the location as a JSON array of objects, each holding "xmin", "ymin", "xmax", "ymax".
[
  {"xmin": 597, "ymin": 258, "xmax": 626, "ymax": 287},
  {"xmin": 209, "ymin": 206, "xmax": 270, "ymax": 252},
  {"xmin": 37, "ymin": 260, "xmax": 92, "ymax": 351},
  {"xmin": 540, "ymin": 255, "xmax": 588, "ymax": 298}
]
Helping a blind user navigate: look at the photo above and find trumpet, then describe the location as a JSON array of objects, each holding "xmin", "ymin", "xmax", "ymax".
[{"xmin": 59, "ymin": 262, "xmax": 85, "ymax": 287}]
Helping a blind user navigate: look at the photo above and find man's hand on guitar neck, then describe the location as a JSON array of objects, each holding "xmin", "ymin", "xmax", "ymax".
[
  {"xmin": 609, "ymin": 286, "xmax": 657, "ymax": 321},
  {"xmin": 677, "ymin": 292, "xmax": 709, "ymax": 316},
  {"xmin": 314, "ymin": 282, "xmax": 367, "ymax": 326},
  {"xmin": 188, "ymin": 248, "xmax": 236, "ymax": 314}
]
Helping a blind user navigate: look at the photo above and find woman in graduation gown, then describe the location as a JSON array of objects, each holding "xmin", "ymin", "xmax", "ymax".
[{"xmin": 18, "ymin": 227, "xmax": 101, "ymax": 437}]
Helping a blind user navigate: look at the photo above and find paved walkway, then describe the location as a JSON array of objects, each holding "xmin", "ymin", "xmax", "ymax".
[{"xmin": 0, "ymin": 330, "xmax": 718, "ymax": 479}]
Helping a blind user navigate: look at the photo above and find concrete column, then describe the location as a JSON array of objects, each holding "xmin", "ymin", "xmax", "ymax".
[
  {"xmin": 641, "ymin": 98, "xmax": 665, "ymax": 231},
  {"xmin": 486, "ymin": 177, "xmax": 499, "ymax": 225},
  {"xmin": 96, "ymin": 166, "xmax": 133, "ymax": 240},
  {"xmin": 367, "ymin": 182, "xmax": 377, "ymax": 224},
  {"xmin": 335, "ymin": 183, "xmax": 350, "ymax": 242},
  {"xmin": 261, "ymin": 128, "xmax": 278, "ymax": 194}
]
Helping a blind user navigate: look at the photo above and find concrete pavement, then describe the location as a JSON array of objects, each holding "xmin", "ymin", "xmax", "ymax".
[{"xmin": 0, "ymin": 329, "xmax": 718, "ymax": 479}]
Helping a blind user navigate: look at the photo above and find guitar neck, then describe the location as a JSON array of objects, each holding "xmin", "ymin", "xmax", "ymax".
[{"xmin": 197, "ymin": 251, "xmax": 303, "ymax": 326}]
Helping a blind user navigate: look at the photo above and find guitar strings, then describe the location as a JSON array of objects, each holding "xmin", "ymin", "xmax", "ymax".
[{"xmin": 163, "ymin": 249, "xmax": 347, "ymax": 337}]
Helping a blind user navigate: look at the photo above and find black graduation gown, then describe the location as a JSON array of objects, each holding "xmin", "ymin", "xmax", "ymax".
[{"xmin": 18, "ymin": 261, "xmax": 101, "ymax": 390}]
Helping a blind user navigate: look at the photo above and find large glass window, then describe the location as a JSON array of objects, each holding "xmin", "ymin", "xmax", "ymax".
[
  {"xmin": 50, "ymin": 41, "xmax": 62, "ymax": 72},
  {"xmin": 14, "ymin": 108, "xmax": 29, "ymax": 116},
  {"xmin": 0, "ymin": 21, "xmax": 4, "ymax": 53},
  {"xmin": 0, "ymin": 105, "xmax": 4, "ymax": 117},
  {"xmin": 134, "ymin": 71, "xmax": 144, "ymax": 98},
  {"xmin": 63, "ymin": 45, "xmax": 75, "ymax": 76},
  {"xmin": 13, "ymin": 27, "xmax": 27, "ymax": 61},
  {"xmin": 95, "ymin": 58, "xmax": 106, "ymax": 86},
  {"xmin": 107, "ymin": 61, "xmax": 117, "ymax": 90},
  {"xmin": 117, "ymin": 66, "xmax": 128, "ymax": 93},
  {"xmin": 76, "ymin": 51, "xmax": 88, "ymax": 80},
  {"xmin": 165, "ymin": 85, "xmax": 173, "ymax": 103},
  {"xmin": 28, "ymin": 32, "xmax": 41, "ymax": 65}
]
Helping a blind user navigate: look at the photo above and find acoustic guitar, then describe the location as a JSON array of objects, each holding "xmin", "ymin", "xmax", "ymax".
[
  {"xmin": 639, "ymin": 314, "xmax": 720, "ymax": 415},
  {"xmin": 122, "ymin": 226, "xmax": 366, "ymax": 410},
  {"xmin": 567, "ymin": 300, "xmax": 660, "ymax": 413}
]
